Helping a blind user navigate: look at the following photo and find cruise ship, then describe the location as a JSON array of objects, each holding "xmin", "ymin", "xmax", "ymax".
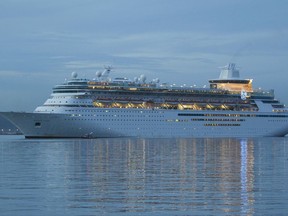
[{"xmin": 1, "ymin": 63, "xmax": 288, "ymax": 138}]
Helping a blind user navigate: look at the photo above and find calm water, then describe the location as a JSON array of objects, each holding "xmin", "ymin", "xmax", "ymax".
[{"xmin": 1, "ymin": 136, "xmax": 288, "ymax": 216}]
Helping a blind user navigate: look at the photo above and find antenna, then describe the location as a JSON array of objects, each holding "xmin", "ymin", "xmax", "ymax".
[{"xmin": 101, "ymin": 65, "xmax": 113, "ymax": 81}]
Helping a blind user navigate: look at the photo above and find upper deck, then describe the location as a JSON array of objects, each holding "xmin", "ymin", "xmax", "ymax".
[
  {"xmin": 38, "ymin": 63, "xmax": 288, "ymax": 113},
  {"xmin": 52, "ymin": 64, "xmax": 274, "ymax": 100}
]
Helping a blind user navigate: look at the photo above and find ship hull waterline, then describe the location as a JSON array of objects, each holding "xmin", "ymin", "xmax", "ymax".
[{"xmin": 1, "ymin": 109, "xmax": 288, "ymax": 138}]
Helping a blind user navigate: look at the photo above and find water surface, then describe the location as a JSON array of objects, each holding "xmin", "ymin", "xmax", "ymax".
[{"xmin": 1, "ymin": 136, "xmax": 288, "ymax": 215}]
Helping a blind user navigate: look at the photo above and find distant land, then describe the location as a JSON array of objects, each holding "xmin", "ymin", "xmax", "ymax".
[{"xmin": 0, "ymin": 116, "xmax": 22, "ymax": 135}]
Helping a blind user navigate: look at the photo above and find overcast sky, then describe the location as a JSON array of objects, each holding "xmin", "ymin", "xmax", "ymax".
[{"xmin": 1, "ymin": 0, "xmax": 288, "ymax": 111}]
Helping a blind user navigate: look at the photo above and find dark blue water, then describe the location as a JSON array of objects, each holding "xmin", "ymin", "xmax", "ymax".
[{"xmin": 1, "ymin": 136, "xmax": 288, "ymax": 216}]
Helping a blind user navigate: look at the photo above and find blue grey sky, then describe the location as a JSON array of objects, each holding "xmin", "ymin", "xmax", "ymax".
[{"xmin": 1, "ymin": 0, "xmax": 288, "ymax": 111}]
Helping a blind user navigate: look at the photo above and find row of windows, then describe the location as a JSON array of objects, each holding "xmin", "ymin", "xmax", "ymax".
[
  {"xmin": 63, "ymin": 117, "xmax": 247, "ymax": 124},
  {"xmin": 54, "ymin": 120, "xmax": 241, "ymax": 128},
  {"xmin": 64, "ymin": 109, "xmax": 164, "ymax": 114},
  {"xmin": 204, "ymin": 123, "xmax": 241, "ymax": 127},
  {"xmin": 65, "ymin": 111, "xmax": 287, "ymax": 122},
  {"xmin": 166, "ymin": 119, "xmax": 189, "ymax": 122},
  {"xmin": 45, "ymin": 104, "xmax": 93, "ymax": 108},
  {"xmin": 192, "ymin": 118, "xmax": 245, "ymax": 122},
  {"xmin": 179, "ymin": 113, "xmax": 288, "ymax": 118},
  {"xmin": 69, "ymin": 114, "xmax": 164, "ymax": 118},
  {"xmin": 268, "ymin": 120, "xmax": 288, "ymax": 122},
  {"xmin": 65, "ymin": 118, "xmax": 164, "ymax": 122},
  {"xmin": 47, "ymin": 101, "xmax": 91, "ymax": 104}
]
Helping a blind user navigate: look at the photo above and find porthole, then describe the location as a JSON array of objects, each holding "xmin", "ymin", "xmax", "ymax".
[{"xmin": 35, "ymin": 122, "xmax": 41, "ymax": 128}]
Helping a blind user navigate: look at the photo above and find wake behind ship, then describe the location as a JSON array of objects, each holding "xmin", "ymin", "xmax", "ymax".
[{"xmin": 1, "ymin": 63, "xmax": 288, "ymax": 138}]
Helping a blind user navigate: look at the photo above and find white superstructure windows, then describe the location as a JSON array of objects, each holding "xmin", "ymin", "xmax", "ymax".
[{"xmin": 43, "ymin": 94, "xmax": 94, "ymax": 108}]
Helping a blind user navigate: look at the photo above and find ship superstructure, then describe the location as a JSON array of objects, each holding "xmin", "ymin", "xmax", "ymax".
[{"xmin": 1, "ymin": 63, "xmax": 288, "ymax": 138}]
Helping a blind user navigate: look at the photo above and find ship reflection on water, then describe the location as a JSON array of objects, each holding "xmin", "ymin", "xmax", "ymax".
[
  {"xmin": 2, "ymin": 136, "xmax": 288, "ymax": 215},
  {"xmin": 64, "ymin": 138, "xmax": 257, "ymax": 215}
]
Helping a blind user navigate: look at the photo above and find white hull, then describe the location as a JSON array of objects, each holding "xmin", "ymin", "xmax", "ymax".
[{"xmin": 2, "ymin": 108, "xmax": 288, "ymax": 138}]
